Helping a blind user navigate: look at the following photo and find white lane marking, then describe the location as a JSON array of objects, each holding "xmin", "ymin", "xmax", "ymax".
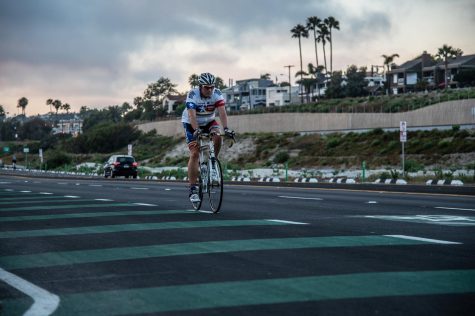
[
  {"xmin": 89, "ymin": 184, "xmax": 103, "ymax": 187},
  {"xmin": 95, "ymin": 199, "xmax": 113, "ymax": 202},
  {"xmin": 64, "ymin": 195, "xmax": 80, "ymax": 198},
  {"xmin": 5, "ymin": 189, "xmax": 14, "ymax": 191},
  {"xmin": 0, "ymin": 267, "xmax": 60, "ymax": 316},
  {"xmin": 57, "ymin": 182, "xmax": 68, "ymax": 185},
  {"xmin": 436, "ymin": 206, "xmax": 475, "ymax": 212},
  {"xmin": 131, "ymin": 187, "xmax": 149, "ymax": 190},
  {"xmin": 0, "ymin": 182, "xmax": 12, "ymax": 184},
  {"xmin": 266, "ymin": 219, "xmax": 309, "ymax": 225},
  {"xmin": 133, "ymin": 203, "xmax": 157, "ymax": 206},
  {"xmin": 197, "ymin": 210, "xmax": 213, "ymax": 214},
  {"xmin": 278, "ymin": 195, "xmax": 323, "ymax": 201},
  {"xmin": 367, "ymin": 201, "xmax": 378, "ymax": 204},
  {"xmin": 364, "ymin": 215, "xmax": 475, "ymax": 226},
  {"xmin": 165, "ymin": 188, "xmax": 171, "ymax": 191},
  {"xmin": 20, "ymin": 191, "xmax": 32, "ymax": 193},
  {"xmin": 40, "ymin": 192, "xmax": 53, "ymax": 195},
  {"xmin": 385, "ymin": 235, "xmax": 461, "ymax": 245},
  {"xmin": 75, "ymin": 183, "xmax": 80, "ymax": 186}
]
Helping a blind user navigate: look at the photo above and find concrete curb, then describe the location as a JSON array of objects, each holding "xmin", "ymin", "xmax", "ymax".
[{"xmin": 426, "ymin": 179, "xmax": 464, "ymax": 186}]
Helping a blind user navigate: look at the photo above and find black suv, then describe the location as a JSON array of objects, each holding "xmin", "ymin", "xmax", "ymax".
[{"xmin": 104, "ymin": 155, "xmax": 138, "ymax": 178}]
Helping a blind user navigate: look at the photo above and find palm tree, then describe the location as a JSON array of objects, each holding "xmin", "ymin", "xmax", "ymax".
[
  {"xmin": 260, "ymin": 73, "xmax": 271, "ymax": 80},
  {"xmin": 436, "ymin": 44, "xmax": 463, "ymax": 89},
  {"xmin": 46, "ymin": 98, "xmax": 53, "ymax": 113},
  {"xmin": 188, "ymin": 74, "xmax": 200, "ymax": 88},
  {"xmin": 62, "ymin": 103, "xmax": 71, "ymax": 114},
  {"xmin": 291, "ymin": 24, "xmax": 309, "ymax": 103},
  {"xmin": 52, "ymin": 99, "xmax": 62, "ymax": 114},
  {"xmin": 324, "ymin": 16, "xmax": 340, "ymax": 74},
  {"xmin": 317, "ymin": 23, "xmax": 330, "ymax": 73},
  {"xmin": 382, "ymin": 53, "xmax": 400, "ymax": 95},
  {"xmin": 306, "ymin": 16, "xmax": 322, "ymax": 70},
  {"xmin": 17, "ymin": 97, "xmax": 28, "ymax": 115}
]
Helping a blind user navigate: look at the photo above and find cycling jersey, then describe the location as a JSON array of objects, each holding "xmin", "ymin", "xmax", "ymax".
[{"xmin": 181, "ymin": 87, "xmax": 225, "ymax": 126}]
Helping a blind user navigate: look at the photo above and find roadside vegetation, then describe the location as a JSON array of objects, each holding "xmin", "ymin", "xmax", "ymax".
[{"xmin": 1, "ymin": 89, "xmax": 474, "ymax": 183}]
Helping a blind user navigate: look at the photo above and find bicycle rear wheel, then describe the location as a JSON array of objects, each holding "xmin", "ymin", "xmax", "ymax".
[{"xmin": 208, "ymin": 158, "xmax": 223, "ymax": 213}]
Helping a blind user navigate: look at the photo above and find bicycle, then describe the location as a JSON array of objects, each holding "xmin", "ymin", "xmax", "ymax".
[{"xmin": 191, "ymin": 131, "xmax": 235, "ymax": 213}]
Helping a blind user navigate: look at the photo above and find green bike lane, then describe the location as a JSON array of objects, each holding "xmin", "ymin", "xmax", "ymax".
[{"xmin": 1, "ymin": 188, "xmax": 474, "ymax": 315}]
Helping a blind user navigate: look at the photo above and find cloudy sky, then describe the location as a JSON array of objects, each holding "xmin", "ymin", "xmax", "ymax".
[{"xmin": 1, "ymin": 0, "xmax": 474, "ymax": 116}]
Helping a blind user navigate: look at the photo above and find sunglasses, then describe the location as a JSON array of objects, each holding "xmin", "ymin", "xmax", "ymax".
[{"xmin": 203, "ymin": 85, "xmax": 215, "ymax": 90}]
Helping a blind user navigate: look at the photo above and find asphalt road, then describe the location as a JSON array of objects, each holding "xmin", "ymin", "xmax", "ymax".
[{"xmin": 0, "ymin": 174, "xmax": 474, "ymax": 315}]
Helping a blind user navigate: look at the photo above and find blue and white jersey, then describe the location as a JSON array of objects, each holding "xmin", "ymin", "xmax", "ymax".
[{"xmin": 181, "ymin": 87, "xmax": 225, "ymax": 126}]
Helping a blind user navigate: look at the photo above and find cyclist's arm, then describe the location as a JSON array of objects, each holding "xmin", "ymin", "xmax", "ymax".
[
  {"xmin": 217, "ymin": 106, "xmax": 228, "ymax": 130},
  {"xmin": 188, "ymin": 108, "xmax": 199, "ymax": 131}
]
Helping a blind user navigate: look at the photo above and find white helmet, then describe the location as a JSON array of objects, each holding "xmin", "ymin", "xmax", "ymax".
[{"xmin": 198, "ymin": 72, "xmax": 216, "ymax": 86}]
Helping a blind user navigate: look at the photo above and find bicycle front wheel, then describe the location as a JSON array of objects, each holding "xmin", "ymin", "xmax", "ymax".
[
  {"xmin": 191, "ymin": 174, "xmax": 204, "ymax": 211},
  {"xmin": 208, "ymin": 158, "xmax": 223, "ymax": 213}
]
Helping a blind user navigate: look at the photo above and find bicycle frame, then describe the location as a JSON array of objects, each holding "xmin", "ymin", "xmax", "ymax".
[{"xmin": 192, "ymin": 131, "xmax": 224, "ymax": 213}]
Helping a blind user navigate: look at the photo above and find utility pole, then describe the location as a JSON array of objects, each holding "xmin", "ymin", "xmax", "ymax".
[{"xmin": 284, "ymin": 65, "xmax": 294, "ymax": 104}]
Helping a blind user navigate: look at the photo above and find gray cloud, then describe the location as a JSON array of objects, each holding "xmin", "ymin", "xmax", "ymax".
[{"xmin": 1, "ymin": 0, "xmax": 474, "ymax": 115}]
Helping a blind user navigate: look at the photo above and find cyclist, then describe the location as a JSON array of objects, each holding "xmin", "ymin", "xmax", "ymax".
[{"xmin": 181, "ymin": 72, "xmax": 235, "ymax": 203}]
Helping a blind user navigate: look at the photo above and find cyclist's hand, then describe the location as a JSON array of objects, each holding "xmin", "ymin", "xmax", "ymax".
[
  {"xmin": 193, "ymin": 128, "xmax": 202, "ymax": 140},
  {"xmin": 224, "ymin": 127, "xmax": 235, "ymax": 139}
]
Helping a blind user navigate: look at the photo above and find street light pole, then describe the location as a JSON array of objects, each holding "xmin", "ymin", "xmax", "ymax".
[{"xmin": 284, "ymin": 65, "xmax": 294, "ymax": 104}]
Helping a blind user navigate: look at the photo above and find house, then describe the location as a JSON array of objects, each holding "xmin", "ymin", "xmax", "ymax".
[
  {"xmin": 266, "ymin": 85, "xmax": 300, "ymax": 107},
  {"xmin": 162, "ymin": 94, "xmax": 186, "ymax": 113},
  {"xmin": 388, "ymin": 51, "xmax": 436, "ymax": 94},
  {"xmin": 388, "ymin": 51, "xmax": 475, "ymax": 94},
  {"xmin": 423, "ymin": 54, "xmax": 475, "ymax": 89},
  {"xmin": 222, "ymin": 79, "xmax": 274, "ymax": 111},
  {"xmin": 52, "ymin": 116, "xmax": 83, "ymax": 136}
]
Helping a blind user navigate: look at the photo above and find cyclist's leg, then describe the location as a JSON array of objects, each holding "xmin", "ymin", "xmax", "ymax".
[
  {"xmin": 206, "ymin": 121, "xmax": 222, "ymax": 156},
  {"xmin": 184, "ymin": 123, "xmax": 200, "ymax": 187}
]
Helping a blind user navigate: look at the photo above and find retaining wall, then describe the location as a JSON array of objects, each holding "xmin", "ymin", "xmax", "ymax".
[{"xmin": 138, "ymin": 99, "xmax": 475, "ymax": 136}]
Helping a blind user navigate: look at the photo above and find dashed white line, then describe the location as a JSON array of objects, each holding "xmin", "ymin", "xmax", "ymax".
[
  {"xmin": 95, "ymin": 199, "xmax": 113, "ymax": 202},
  {"xmin": 89, "ymin": 184, "xmax": 103, "ymax": 187},
  {"xmin": 20, "ymin": 190, "xmax": 32, "ymax": 193},
  {"xmin": 133, "ymin": 203, "xmax": 157, "ymax": 206},
  {"xmin": 266, "ymin": 219, "xmax": 309, "ymax": 225},
  {"xmin": 131, "ymin": 187, "xmax": 149, "ymax": 190},
  {"xmin": 0, "ymin": 267, "xmax": 60, "ymax": 316},
  {"xmin": 64, "ymin": 195, "xmax": 80, "ymax": 198},
  {"xmin": 367, "ymin": 201, "xmax": 378, "ymax": 204},
  {"xmin": 435, "ymin": 206, "xmax": 475, "ymax": 212},
  {"xmin": 278, "ymin": 195, "xmax": 323, "ymax": 201},
  {"xmin": 40, "ymin": 192, "xmax": 53, "ymax": 195},
  {"xmin": 385, "ymin": 235, "xmax": 461, "ymax": 245}
]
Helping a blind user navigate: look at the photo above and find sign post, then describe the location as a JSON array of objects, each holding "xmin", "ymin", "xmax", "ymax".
[
  {"xmin": 400, "ymin": 121, "xmax": 407, "ymax": 175},
  {"xmin": 23, "ymin": 147, "xmax": 29, "ymax": 169},
  {"xmin": 39, "ymin": 148, "xmax": 43, "ymax": 170}
]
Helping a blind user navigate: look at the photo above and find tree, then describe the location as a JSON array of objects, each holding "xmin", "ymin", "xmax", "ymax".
[
  {"xmin": 17, "ymin": 97, "xmax": 28, "ymax": 115},
  {"xmin": 52, "ymin": 99, "xmax": 62, "ymax": 114},
  {"xmin": 382, "ymin": 53, "xmax": 399, "ymax": 94},
  {"xmin": 46, "ymin": 98, "xmax": 53, "ymax": 113},
  {"xmin": 260, "ymin": 73, "xmax": 271, "ymax": 80},
  {"xmin": 62, "ymin": 103, "xmax": 71, "ymax": 114},
  {"xmin": 306, "ymin": 16, "xmax": 322, "ymax": 71},
  {"xmin": 345, "ymin": 65, "xmax": 368, "ymax": 97},
  {"xmin": 324, "ymin": 16, "xmax": 340, "ymax": 74},
  {"xmin": 0, "ymin": 104, "xmax": 5, "ymax": 119},
  {"xmin": 325, "ymin": 71, "xmax": 345, "ymax": 99},
  {"xmin": 188, "ymin": 74, "xmax": 200, "ymax": 88},
  {"xmin": 436, "ymin": 44, "xmax": 463, "ymax": 89},
  {"xmin": 317, "ymin": 23, "xmax": 330, "ymax": 73},
  {"xmin": 291, "ymin": 24, "xmax": 309, "ymax": 103},
  {"xmin": 215, "ymin": 76, "xmax": 227, "ymax": 90},
  {"xmin": 144, "ymin": 77, "xmax": 177, "ymax": 101}
]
